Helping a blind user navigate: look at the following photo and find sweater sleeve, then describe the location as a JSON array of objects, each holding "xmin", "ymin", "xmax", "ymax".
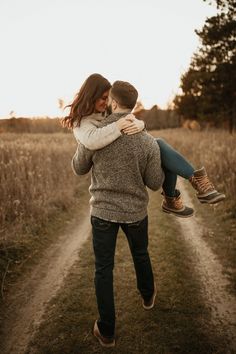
[
  {"xmin": 71, "ymin": 143, "xmax": 94, "ymax": 176},
  {"xmin": 73, "ymin": 119, "xmax": 122, "ymax": 150},
  {"xmin": 143, "ymin": 140, "xmax": 165, "ymax": 191}
]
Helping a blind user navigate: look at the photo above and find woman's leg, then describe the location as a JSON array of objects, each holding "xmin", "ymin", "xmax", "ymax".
[
  {"xmin": 156, "ymin": 138, "xmax": 225, "ymax": 205},
  {"xmin": 156, "ymin": 138, "xmax": 195, "ymax": 179},
  {"xmin": 161, "ymin": 167, "xmax": 177, "ymax": 197},
  {"xmin": 156, "ymin": 138, "xmax": 194, "ymax": 198},
  {"xmin": 156, "ymin": 138, "xmax": 194, "ymax": 217}
]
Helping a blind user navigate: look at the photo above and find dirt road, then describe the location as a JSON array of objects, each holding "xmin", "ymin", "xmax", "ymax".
[
  {"xmin": 1, "ymin": 211, "xmax": 91, "ymax": 354},
  {"xmin": 177, "ymin": 180, "xmax": 236, "ymax": 349},
  {"xmin": 1, "ymin": 184, "xmax": 236, "ymax": 353}
]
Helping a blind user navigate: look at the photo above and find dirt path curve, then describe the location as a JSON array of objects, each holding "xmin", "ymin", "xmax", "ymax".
[
  {"xmin": 177, "ymin": 179, "xmax": 236, "ymax": 349},
  {"xmin": 1, "ymin": 210, "xmax": 91, "ymax": 354}
]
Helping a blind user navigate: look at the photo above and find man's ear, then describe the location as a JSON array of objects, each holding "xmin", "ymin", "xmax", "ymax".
[{"xmin": 111, "ymin": 99, "xmax": 117, "ymax": 111}]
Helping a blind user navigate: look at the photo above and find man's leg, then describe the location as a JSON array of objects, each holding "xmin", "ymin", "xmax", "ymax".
[
  {"xmin": 121, "ymin": 216, "xmax": 154, "ymax": 302},
  {"xmin": 91, "ymin": 216, "xmax": 119, "ymax": 338}
]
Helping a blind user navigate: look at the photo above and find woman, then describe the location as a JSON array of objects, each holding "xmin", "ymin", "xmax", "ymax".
[{"xmin": 62, "ymin": 73, "xmax": 225, "ymax": 217}]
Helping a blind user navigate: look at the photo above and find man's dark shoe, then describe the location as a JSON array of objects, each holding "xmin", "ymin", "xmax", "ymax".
[
  {"xmin": 142, "ymin": 283, "xmax": 157, "ymax": 310},
  {"xmin": 162, "ymin": 190, "xmax": 194, "ymax": 218},
  {"xmin": 93, "ymin": 320, "xmax": 115, "ymax": 348}
]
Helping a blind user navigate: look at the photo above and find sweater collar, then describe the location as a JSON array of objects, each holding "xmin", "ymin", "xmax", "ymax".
[
  {"xmin": 89, "ymin": 113, "xmax": 105, "ymax": 121},
  {"xmin": 112, "ymin": 111, "xmax": 132, "ymax": 118}
]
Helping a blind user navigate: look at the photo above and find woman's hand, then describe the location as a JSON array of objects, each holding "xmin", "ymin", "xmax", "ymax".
[
  {"xmin": 116, "ymin": 114, "xmax": 145, "ymax": 134},
  {"xmin": 116, "ymin": 117, "xmax": 133, "ymax": 131},
  {"xmin": 122, "ymin": 114, "xmax": 145, "ymax": 135}
]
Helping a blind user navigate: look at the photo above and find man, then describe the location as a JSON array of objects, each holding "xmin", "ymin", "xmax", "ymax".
[{"xmin": 72, "ymin": 81, "xmax": 164, "ymax": 347}]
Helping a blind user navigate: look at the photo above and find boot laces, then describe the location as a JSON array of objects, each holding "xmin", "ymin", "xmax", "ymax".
[
  {"xmin": 194, "ymin": 175, "xmax": 215, "ymax": 193},
  {"xmin": 172, "ymin": 196, "xmax": 183, "ymax": 210}
]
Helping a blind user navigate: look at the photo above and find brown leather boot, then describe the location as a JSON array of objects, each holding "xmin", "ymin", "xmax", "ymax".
[
  {"xmin": 189, "ymin": 167, "xmax": 225, "ymax": 204},
  {"xmin": 162, "ymin": 189, "xmax": 194, "ymax": 218}
]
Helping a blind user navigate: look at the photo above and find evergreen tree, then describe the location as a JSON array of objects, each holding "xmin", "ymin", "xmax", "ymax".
[{"xmin": 174, "ymin": 0, "xmax": 236, "ymax": 131}]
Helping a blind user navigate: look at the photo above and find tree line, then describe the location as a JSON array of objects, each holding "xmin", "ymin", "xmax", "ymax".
[
  {"xmin": 0, "ymin": 118, "xmax": 68, "ymax": 134},
  {"xmin": 174, "ymin": 0, "xmax": 236, "ymax": 132}
]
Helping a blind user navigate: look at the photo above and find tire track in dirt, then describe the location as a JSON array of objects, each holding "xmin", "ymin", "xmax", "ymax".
[
  {"xmin": 177, "ymin": 179, "xmax": 236, "ymax": 350},
  {"xmin": 1, "ymin": 211, "xmax": 91, "ymax": 354}
]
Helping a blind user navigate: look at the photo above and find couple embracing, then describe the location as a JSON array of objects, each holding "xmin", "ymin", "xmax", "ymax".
[{"xmin": 62, "ymin": 74, "xmax": 224, "ymax": 348}]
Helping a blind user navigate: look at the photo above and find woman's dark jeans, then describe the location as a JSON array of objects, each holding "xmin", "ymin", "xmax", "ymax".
[
  {"xmin": 156, "ymin": 138, "xmax": 195, "ymax": 197},
  {"xmin": 91, "ymin": 215, "xmax": 154, "ymax": 338}
]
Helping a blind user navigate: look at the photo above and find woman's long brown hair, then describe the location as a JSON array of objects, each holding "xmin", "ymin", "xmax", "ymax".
[{"xmin": 61, "ymin": 73, "xmax": 111, "ymax": 129}]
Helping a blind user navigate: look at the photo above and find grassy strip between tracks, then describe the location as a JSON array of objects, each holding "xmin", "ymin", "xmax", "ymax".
[{"xmin": 26, "ymin": 190, "xmax": 229, "ymax": 354}]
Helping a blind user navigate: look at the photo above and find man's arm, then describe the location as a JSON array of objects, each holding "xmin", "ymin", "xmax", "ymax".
[
  {"xmin": 143, "ymin": 140, "xmax": 165, "ymax": 191},
  {"xmin": 71, "ymin": 143, "xmax": 94, "ymax": 175}
]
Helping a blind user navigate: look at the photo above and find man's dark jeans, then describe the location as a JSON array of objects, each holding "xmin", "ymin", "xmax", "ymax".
[{"xmin": 91, "ymin": 215, "xmax": 154, "ymax": 338}]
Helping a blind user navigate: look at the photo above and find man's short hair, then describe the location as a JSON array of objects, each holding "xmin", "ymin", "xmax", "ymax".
[{"xmin": 110, "ymin": 81, "xmax": 138, "ymax": 109}]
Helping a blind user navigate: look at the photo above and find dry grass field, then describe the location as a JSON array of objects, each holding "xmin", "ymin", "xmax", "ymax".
[
  {"xmin": 0, "ymin": 133, "xmax": 78, "ymax": 241},
  {"xmin": 1, "ymin": 128, "xmax": 235, "ymax": 246}
]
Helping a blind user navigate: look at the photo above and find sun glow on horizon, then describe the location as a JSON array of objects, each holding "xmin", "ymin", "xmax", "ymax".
[{"xmin": 0, "ymin": 0, "xmax": 216, "ymax": 118}]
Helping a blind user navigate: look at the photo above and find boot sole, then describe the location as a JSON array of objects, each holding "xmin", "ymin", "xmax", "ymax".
[
  {"xmin": 162, "ymin": 208, "xmax": 194, "ymax": 218},
  {"xmin": 198, "ymin": 195, "xmax": 226, "ymax": 204}
]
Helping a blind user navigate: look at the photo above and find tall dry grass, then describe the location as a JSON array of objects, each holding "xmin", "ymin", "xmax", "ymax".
[
  {"xmin": 0, "ymin": 133, "xmax": 88, "ymax": 244},
  {"xmin": 152, "ymin": 128, "xmax": 236, "ymax": 214},
  {"xmin": 1, "ymin": 128, "xmax": 235, "ymax": 243}
]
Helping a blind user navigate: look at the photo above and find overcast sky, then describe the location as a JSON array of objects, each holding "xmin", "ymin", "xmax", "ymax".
[{"xmin": 0, "ymin": 0, "xmax": 216, "ymax": 118}]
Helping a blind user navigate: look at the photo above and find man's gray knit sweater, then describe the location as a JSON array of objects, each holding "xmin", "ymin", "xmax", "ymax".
[{"xmin": 72, "ymin": 112, "xmax": 164, "ymax": 223}]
